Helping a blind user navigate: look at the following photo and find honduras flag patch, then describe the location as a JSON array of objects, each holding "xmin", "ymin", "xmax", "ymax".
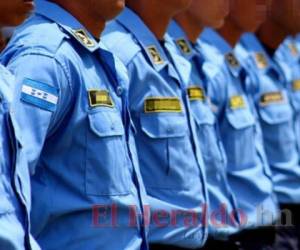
[{"xmin": 21, "ymin": 78, "xmax": 59, "ymax": 112}]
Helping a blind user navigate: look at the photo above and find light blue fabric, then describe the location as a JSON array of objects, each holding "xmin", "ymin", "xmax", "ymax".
[
  {"xmin": 239, "ymin": 34, "xmax": 300, "ymax": 204},
  {"xmin": 0, "ymin": 1, "xmax": 149, "ymax": 249},
  {"xmin": 102, "ymin": 8, "xmax": 208, "ymax": 248},
  {"xmin": 199, "ymin": 28, "xmax": 278, "ymax": 229},
  {"xmin": 168, "ymin": 21, "xmax": 239, "ymax": 239},
  {"xmin": 0, "ymin": 64, "xmax": 39, "ymax": 250}
]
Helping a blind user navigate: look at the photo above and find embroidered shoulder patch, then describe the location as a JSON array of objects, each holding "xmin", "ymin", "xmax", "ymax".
[
  {"xmin": 144, "ymin": 97, "xmax": 182, "ymax": 113},
  {"xmin": 187, "ymin": 86, "xmax": 206, "ymax": 101},
  {"xmin": 21, "ymin": 78, "xmax": 58, "ymax": 112},
  {"xmin": 88, "ymin": 90, "xmax": 114, "ymax": 108},
  {"xmin": 230, "ymin": 95, "xmax": 245, "ymax": 110},
  {"xmin": 260, "ymin": 92, "xmax": 284, "ymax": 106}
]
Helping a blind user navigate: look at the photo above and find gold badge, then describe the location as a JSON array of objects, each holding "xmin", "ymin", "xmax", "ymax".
[
  {"xmin": 72, "ymin": 29, "xmax": 95, "ymax": 48},
  {"xmin": 88, "ymin": 90, "xmax": 114, "ymax": 108},
  {"xmin": 260, "ymin": 92, "xmax": 284, "ymax": 106},
  {"xmin": 254, "ymin": 53, "xmax": 268, "ymax": 69},
  {"xmin": 144, "ymin": 97, "xmax": 182, "ymax": 113},
  {"xmin": 147, "ymin": 46, "xmax": 164, "ymax": 65},
  {"xmin": 230, "ymin": 95, "xmax": 245, "ymax": 110},
  {"xmin": 225, "ymin": 53, "xmax": 240, "ymax": 68},
  {"xmin": 288, "ymin": 43, "xmax": 299, "ymax": 56},
  {"xmin": 293, "ymin": 80, "xmax": 300, "ymax": 91},
  {"xmin": 187, "ymin": 86, "xmax": 206, "ymax": 101},
  {"xmin": 176, "ymin": 38, "xmax": 192, "ymax": 55}
]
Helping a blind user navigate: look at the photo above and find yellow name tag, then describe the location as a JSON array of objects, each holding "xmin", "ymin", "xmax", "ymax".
[
  {"xmin": 260, "ymin": 92, "xmax": 284, "ymax": 106},
  {"xmin": 293, "ymin": 80, "xmax": 300, "ymax": 91},
  {"xmin": 88, "ymin": 90, "xmax": 114, "ymax": 108},
  {"xmin": 230, "ymin": 95, "xmax": 245, "ymax": 109},
  {"xmin": 144, "ymin": 97, "xmax": 182, "ymax": 113},
  {"xmin": 187, "ymin": 87, "xmax": 206, "ymax": 101}
]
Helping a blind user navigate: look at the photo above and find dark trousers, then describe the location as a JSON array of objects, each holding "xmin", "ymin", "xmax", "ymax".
[
  {"xmin": 200, "ymin": 238, "xmax": 238, "ymax": 250},
  {"xmin": 150, "ymin": 226, "xmax": 276, "ymax": 250},
  {"xmin": 149, "ymin": 244, "xmax": 193, "ymax": 250},
  {"xmin": 274, "ymin": 203, "xmax": 300, "ymax": 250},
  {"xmin": 229, "ymin": 226, "xmax": 276, "ymax": 250}
]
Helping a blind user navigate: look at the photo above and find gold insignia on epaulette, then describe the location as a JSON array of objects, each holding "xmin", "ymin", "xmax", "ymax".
[
  {"xmin": 254, "ymin": 53, "xmax": 268, "ymax": 69},
  {"xmin": 288, "ymin": 43, "xmax": 299, "ymax": 56},
  {"xmin": 88, "ymin": 90, "xmax": 114, "ymax": 108},
  {"xmin": 144, "ymin": 97, "xmax": 182, "ymax": 113},
  {"xmin": 230, "ymin": 95, "xmax": 245, "ymax": 110},
  {"xmin": 187, "ymin": 86, "xmax": 206, "ymax": 101},
  {"xmin": 72, "ymin": 29, "xmax": 95, "ymax": 48},
  {"xmin": 293, "ymin": 80, "xmax": 300, "ymax": 91},
  {"xmin": 225, "ymin": 52, "xmax": 240, "ymax": 68},
  {"xmin": 176, "ymin": 38, "xmax": 192, "ymax": 55},
  {"xmin": 260, "ymin": 92, "xmax": 284, "ymax": 106},
  {"xmin": 147, "ymin": 46, "xmax": 164, "ymax": 65}
]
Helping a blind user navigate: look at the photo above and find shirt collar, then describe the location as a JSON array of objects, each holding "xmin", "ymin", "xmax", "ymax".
[
  {"xmin": 168, "ymin": 20, "xmax": 196, "ymax": 60},
  {"xmin": 200, "ymin": 28, "xmax": 242, "ymax": 77},
  {"xmin": 116, "ymin": 7, "xmax": 169, "ymax": 72},
  {"xmin": 35, "ymin": 0, "xmax": 100, "ymax": 52}
]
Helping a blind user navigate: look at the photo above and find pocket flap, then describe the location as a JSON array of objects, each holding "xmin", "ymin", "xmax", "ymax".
[
  {"xmin": 88, "ymin": 110, "xmax": 124, "ymax": 137},
  {"xmin": 259, "ymin": 103, "xmax": 292, "ymax": 124},
  {"xmin": 191, "ymin": 103, "xmax": 216, "ymax": 126},
  {"xmin": 140, "ymin": 113, "xmax": 188, "ymax": 138},
  {"xmin": 226, "ymin": 108, "xmax": 255, "ymax": 129}
]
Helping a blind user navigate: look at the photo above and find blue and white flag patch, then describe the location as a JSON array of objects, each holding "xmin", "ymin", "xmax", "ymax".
[{"xmin": 21, "ymin": 78, "xmax": 58, "ymax": 112}]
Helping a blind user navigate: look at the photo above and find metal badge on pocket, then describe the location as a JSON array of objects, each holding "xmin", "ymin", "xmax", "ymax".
[
  {"xmin": 88, "ymin": 90, "xmax": 114, "ymax": 108},
  {"xmin": 293, "ymin": 80, "xmax": 300, "ymax": 92},
  {"xmin": 230, "ymin": 95, "xmax": 245, "ymax": 110},
  {"xmin": 187, "ymin": 86, "xmax": 206, "ymax": 101}
]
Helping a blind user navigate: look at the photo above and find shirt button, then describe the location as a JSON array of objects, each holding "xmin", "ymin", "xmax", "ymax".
[
  {"xmin": 167, "ymin": 127, "xmax": 173, "ymax": 133},
  {"xmin": 111, "ymin": 124, "xmax": 115, "ymax": 130},
  {"xmin": 116, "ymin": 86, "xmax": 123, "ymax": 96}
]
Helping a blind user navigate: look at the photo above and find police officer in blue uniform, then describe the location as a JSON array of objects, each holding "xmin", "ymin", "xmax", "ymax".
[
  {"xmin": 256, "ymin": 0, "xmax": 300, "ymax": 249},
  {"xmin": 0, "ymin": 1, "xmax": 40, "ymax": 249},
  {"xmin": 1, "ymin": 0, "xmax": 149, "ymax": 249},
  {"xmin": 102, "ymin": 1, "xmax": 209, "ymax": 249},
  {"xmin": 198, "ymin": 1, "xmax": 279, "ymax": 249},
  {"xmin": 168, "ymin": 0, "xmax": 241, "ymax": 249}
]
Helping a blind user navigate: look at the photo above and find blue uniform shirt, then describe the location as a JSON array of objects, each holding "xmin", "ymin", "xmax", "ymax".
[
  {"xmin": 274, "ymin": 37, "xmax": 300, "ymax": 158},
  {"xmin": 200, "ymin": 28, "xmax": 278, "ymax": 229},
  {"xmin": 1, "ymin": 1, "xmax": 149, "ymax": 249},
  {"xmin": 0, "ymin": 65, "xmax": 39, "ymax": 250},
  {"xmin": 235, "ymin": 33, "xmax": 300, "ymax": 205},
  {"xmin": 168, "ymin": 21, "xmax": 239, "ymax": 239},
  {"xmin": 251, "ymin": 35, "xmax": 300, "ymax": 204},
  {"xmin": 103, "ymin": 7, "xmax": 208, "ymax": 248}
]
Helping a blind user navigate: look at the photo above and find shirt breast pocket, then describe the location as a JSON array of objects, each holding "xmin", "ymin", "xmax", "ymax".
[
  {"xmin": 86, "ymin": 109, "xmax": 130, "ymax": 196},
  {"xmin": 258, "ymin": 102, "xmax": 295, "ymax": 163},
  {"xmin": 139, "ymin": 113, "xmax": 193, "ymax": 190},
  {"xmin": 224, "ymin": 108, "xmax": 256, "ymax": 171},
  {"xmin": 191, "ymin": 103, "xmax": 224, "ymax": 172}
]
